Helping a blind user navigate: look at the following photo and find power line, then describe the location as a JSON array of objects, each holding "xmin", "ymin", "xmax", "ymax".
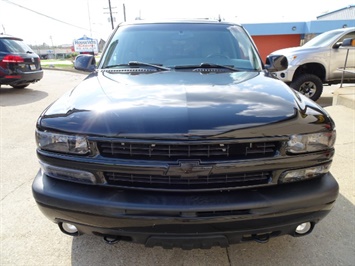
[{"xmin": 2, "ymin": 0, "xmax": 92, "ymax": 31}]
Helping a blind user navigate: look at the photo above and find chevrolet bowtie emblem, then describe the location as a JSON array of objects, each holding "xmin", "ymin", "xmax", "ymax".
[{"xmin": 166, "ymin": 161, "xmax": 212, "ymax": 179}]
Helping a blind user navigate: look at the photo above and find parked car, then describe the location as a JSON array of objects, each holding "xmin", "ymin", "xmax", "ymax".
[
  {"xmin": 269, "ymin": 27, "xmax": 355, "ymax": 101},
  {"xmin": 32, "ymin": 20, "xmax": 338, "ymax": 249},
  {"xmin": 0, "ymin": 34, "xmax": 43, "ymax": 88}
]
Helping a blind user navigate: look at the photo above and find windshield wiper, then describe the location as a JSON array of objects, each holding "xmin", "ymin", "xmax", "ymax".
[
  {"xmin": 104, "ymin": 61, "xmax": 170, "ymax": 71},
  {"xmin": 174, "ymin": 63, "xmax": 240, "ymax": 72}
]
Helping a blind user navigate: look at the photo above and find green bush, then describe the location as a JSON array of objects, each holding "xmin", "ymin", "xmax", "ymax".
[{"xmin": 66, "ymin": 53, "xmax": 79, "ymax": 59}]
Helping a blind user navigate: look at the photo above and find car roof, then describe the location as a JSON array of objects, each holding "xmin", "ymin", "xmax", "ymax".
[
  {"xmin": 119, "ymin": 19, "xmax": 241, "ymax": 27},
  {"xmin": 0, "ymin": 34, "xmax": 23, "ymax": 41},
  {"xmin": 323, "ymin": 27, "xmax": 355, "ymax": 34}
]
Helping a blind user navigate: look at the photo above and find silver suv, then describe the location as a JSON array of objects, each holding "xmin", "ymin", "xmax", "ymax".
[{"xmin": 270, "ymin": 27, "xmax": 355, "ymax": 101}]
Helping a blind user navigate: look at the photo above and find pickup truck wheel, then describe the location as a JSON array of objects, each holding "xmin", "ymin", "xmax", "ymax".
[{"xmin": 290, "ymin": 74, "xmax": 323, "ymax": 101}]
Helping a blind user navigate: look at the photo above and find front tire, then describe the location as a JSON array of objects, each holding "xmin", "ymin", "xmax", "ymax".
[{"xmin": 290, "ymin": 74, "xmax": 323, "ymax": 101}]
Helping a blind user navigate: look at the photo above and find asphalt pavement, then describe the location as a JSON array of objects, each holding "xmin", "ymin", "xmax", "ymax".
[{"xmin": 0, "ymin": 70, "xmax": 354, "ymax": 266}]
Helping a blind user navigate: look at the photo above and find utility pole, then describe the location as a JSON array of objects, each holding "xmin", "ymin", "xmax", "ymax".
[
  {"xmin": 108, "ymin": 0, "xmax": 114, "ymax": 30},
  {"xmin": 104, "ymin": 2, "xmax": 125, "ymax": 28},
  {"xmin": 87, "ymin": 0, "xmax": 93, "ymax": 37}
]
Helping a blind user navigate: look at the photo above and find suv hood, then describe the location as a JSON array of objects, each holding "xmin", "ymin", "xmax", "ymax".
[
  {"xmin": 39, "ymin": 70, "xmax": 327, "ymax": 139},
  {"xmin": 271, "ymin": 46, "xmax": 321, "ymax": 56}
]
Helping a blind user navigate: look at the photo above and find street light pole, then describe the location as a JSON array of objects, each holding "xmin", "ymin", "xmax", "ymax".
[{"xmin": 50, "ymin": 35, "xmax": 56, "ymax": 59}]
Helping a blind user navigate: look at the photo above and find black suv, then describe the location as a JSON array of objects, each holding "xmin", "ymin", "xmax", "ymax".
[
  {"xmin": 32, "ymin": 20, "xmax": 338, "ymax": 249},
  {"xmin": 0, "ymin": 34, "xmax": 43, "ymax": 88}
]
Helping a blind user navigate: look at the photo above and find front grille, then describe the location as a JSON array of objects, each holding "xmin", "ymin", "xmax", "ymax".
[
  {"xmin": 104, "ymin": 171, "xmax": 271, "ymax": 191},
  {"xmin": 97, "ymin": 141, "xmax": 279, "ymax": 161}
]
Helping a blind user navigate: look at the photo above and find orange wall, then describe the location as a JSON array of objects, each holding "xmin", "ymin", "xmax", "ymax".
[{"xmin": 251, "ymin": 34, "xmax": 301, "ymax": 63}]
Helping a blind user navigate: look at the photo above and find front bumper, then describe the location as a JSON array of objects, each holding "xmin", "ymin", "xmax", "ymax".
[
  {"xmin": 274, "ymin": 64, "xmax": 298, "ymax": 83},
  {"xmin": 32, "ymin": 170, "xmax": 338, "ymax": 248}
]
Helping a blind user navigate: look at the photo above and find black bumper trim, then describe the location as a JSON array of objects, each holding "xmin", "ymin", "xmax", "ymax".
[
  {"xmin": 32, "ymin": 171, "xmax": 338, "ymax": 247},
  {"xmin": 0, "ymin": 70, "xmax": 43, "ymax": 86}
]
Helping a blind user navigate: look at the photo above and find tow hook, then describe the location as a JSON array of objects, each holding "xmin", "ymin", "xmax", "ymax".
[
  {"xmin": 103, "ymin": 236, "xmax": 121, "ymax": 245},
  {"xmin": 252, "ymin": 233, "xmax": 270, "ymax": 243}
]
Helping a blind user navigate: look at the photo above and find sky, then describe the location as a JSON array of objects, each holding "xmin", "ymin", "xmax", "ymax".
[{"xmin": 0, "ymin": 0, "xmax": 353, "ymax": 46}]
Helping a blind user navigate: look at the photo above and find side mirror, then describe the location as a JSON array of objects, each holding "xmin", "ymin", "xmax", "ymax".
[
  {"xmin": 333, "ymin": 42, "xmax": 342, "ymax": 49},
  {"xmin": 265, "ymin": 55, "xmax": 288, "ymax": 72},
  {"xmin": 341, "ymin": 38, "xmax": 355, "ymax": 47},
  {"xmin": 74, "ymin": 54, "xmax": 96, "ymax": 72}
]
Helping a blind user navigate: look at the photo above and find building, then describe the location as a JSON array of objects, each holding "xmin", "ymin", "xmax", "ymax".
[
  {"xmin": 317, "ymin": 5, "xmax": 355, "ymax": 21},
  {"xmin": 243, "ymin": 6, "xmax": 355, "ymax": 62}
]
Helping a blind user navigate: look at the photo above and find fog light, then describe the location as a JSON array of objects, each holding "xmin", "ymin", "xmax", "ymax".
[
  {"xmin": 279, "ymin": 163, "xmax": 331, "ymax": 183},
  {"xmin": 60, "ymin": 222, "xmax": 79, "ymax": 235},
  {"xmin": 295, "ymin": 222, "xmax": 312, "ymax": 235},
  {"xmin": 40, "ymin": 161, "xmax": 96, "ymax": 184}
]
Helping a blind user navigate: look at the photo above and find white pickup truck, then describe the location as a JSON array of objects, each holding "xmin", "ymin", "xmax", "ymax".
[{"xmin": 270, "ymin": 27, "xmax": 355, "ymax": 101}]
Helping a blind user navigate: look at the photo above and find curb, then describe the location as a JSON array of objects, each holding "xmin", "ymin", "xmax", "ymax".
[
  {"xmin": 332, "ymin": 86, "xmax": 355, "ymax": 110},
  {"xmin": 42, "ymin": 67, "xmax": 86, "ymax": 74}
]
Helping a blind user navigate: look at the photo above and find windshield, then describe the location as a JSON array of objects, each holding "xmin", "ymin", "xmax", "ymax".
[
  {"xmin": 302, "ymin": 30, "xmax": 344, "ymax": 48},
  {"xmin": 101, "ymin": 23, "xmax": 262, "ymax": 71}
]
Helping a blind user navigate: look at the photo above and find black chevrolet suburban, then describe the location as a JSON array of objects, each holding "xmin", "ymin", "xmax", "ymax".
[{"xmin": 32, "ymin": 20, "xmax": 339, "ymax": 249}]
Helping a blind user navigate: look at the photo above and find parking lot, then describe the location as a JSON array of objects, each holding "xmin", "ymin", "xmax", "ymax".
[{"xmin": 1, "ymin": 70, "xmax": 354, "ymax": 266}]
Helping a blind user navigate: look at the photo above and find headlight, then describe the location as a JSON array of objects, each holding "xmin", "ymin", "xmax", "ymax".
[
  {"xmin": 36, "ymin": 130, "xmax": 89, "ymax": 155},
  {"xmin": 286, "ymin": 132, "xmax": 336, "ymax": 154},
  {"xmin": 279, "ymin": 163, "xmax": 331, "ymax": 183}
]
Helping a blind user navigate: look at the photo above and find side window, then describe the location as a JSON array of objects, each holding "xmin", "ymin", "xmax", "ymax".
[
  {"xmin": 0, "ymin": 40, "xmax": 7, "ymax": 52},
  {"xmin": 102, "ymin": 40, "xmax": 119, "ymax": 66},
  {"xmin": 339, "ymin": 32, "xmax": 355, "ymax": 43}
]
